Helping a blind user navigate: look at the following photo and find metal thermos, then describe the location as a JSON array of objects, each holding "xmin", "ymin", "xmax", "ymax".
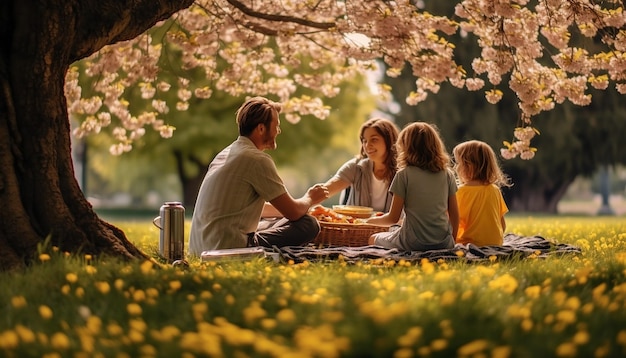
[{"xmin": 153, "ymin": 202, "xmax": 185, "ymax": 263}]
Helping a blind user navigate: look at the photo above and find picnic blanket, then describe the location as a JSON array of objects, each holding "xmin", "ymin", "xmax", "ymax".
[{"xmin": 275, "ymin": 233, "xmax": 581, "ymax": 264}]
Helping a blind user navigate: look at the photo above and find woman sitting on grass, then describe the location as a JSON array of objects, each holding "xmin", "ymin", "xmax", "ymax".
[{"xmin": 323, "ymin": 117, "xmax": 399, "ymax": 213}]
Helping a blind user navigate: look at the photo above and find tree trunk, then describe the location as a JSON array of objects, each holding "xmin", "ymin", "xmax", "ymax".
[
  {"xmin": 173, "ymin": 150, "xmax": 209, "ymax": 208},
  {"xmin": 503, "ymin": 172, "xmax": 575, "ymax": 213},
  {"xmin": 0, "ymin": 0, "xmax": 193, "ymax": 271}
]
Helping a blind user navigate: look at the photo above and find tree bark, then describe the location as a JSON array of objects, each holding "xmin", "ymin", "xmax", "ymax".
[
  {"xmin": 0, "ymin": 0, "xmax": 193, "ymax": 271},
  {"xmin": 173, "ymin": 150, "xmax": 209, "ymax": 208},
  {"xmin": 503, "ymin": 171, "xmax": 575, "ymax": 213}
]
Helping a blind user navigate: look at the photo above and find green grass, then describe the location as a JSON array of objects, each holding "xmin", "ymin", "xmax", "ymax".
[{"xmin": 1, "ymin": 216, "xmax": 626, "ymax": 357}]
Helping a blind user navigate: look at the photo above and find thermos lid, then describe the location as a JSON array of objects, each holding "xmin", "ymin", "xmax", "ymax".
[{"xmin": 164, "ymin": 201, "xmax": 183, "ymax": 206}]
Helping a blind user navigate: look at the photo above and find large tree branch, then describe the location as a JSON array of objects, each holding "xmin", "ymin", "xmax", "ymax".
[
  {"xmin": 225, "ymin": 0, "xmax": 336, "ymax": 30},
  {"xmin": 69, "ymin": 0, "xmax": 194, "ymax": 62}
]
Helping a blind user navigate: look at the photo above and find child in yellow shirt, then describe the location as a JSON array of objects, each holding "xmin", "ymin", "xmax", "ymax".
[{"xmin": 453, "ymin": 140, "xmax": 511, "ymax": 246}]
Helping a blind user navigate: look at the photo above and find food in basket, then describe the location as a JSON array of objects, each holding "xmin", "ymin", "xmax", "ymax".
[
  {"xmin": 332, "ymin": 205, "xmax": 374, "ymax": 218},
  {"xmin": 310, "ymin": 206, "xmax": 391, "ymax": 246},
  {"xmin": 309, "ymin": 205, "xmax": 364, "ymax": 223}
]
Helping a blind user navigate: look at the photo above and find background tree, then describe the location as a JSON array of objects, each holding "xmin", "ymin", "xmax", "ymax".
[
  {"xmin": 77, "ymin": 21, "xmax": 375, "ymax": 207},
  {"xmin": 383, "ymin": 1, "xmax": 626, "ymax": 212},
  {"xmin": 387, "ymin": 68, "xmax": 626, "ymax": 212},
  {"xmin": 70, "ymin": 1, "xmax": 626, "ymax": 160},
  {"xmin": 0, "ymin": 0, "xmax": 195, "ymax": 271},
  {"xmin": 83, "ymin": 77, "xmax": 374, "ymax": 208}
]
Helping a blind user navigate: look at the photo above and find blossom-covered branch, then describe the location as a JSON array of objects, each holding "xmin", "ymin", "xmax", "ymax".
[{"xmin": 66, "ymin": 0, "xmax": 626, "ymax": 158}]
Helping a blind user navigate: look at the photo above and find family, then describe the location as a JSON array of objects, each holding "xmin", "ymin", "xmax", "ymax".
[{"xmin": 188, "ymin": 96, "xmax": 511, "ymax": 256}]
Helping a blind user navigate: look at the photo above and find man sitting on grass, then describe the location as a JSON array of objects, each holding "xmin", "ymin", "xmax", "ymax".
[{"xmin": 188, "ymin": 97, "xmax": 329, "ymax": 256}]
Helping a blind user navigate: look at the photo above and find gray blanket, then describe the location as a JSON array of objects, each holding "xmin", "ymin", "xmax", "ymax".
[{"xmin": 275, "ymin": 233, "xmax": 581, "ymax": 264}]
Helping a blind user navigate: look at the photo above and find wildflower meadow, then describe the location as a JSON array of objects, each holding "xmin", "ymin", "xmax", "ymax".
[{"xmin": 1, "ymin": 215, "xmax": 625, "ymax": 357}]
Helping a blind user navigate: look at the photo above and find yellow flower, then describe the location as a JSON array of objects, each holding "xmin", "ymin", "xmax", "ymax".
[
  {"xmin": 95, "ymin": 281, "xmax": 110, "ymax": 294},
  {"xmin": 66, "ymin": 272, "xmax": 78, "ymax": 283},
  {"xmin": 430, "ymin": 339, "xmax": 448, "ymax": 351},
  {"xmin": 200, "ymin": 290, "xmax": 212, "ymax": 299},
  {"xmin": 133, "ymin": 290, "xmax": 146, "ymax": 302},
  {"xmin": 491, "ymin": 346, "xmax": 512, "ymax": 358},
  {"xmin": 458, "ymin": 339, "xmax": 489, "ymax": 356},
  {"xmin": 420, "ymin": 259, "xmax": 435, "ymax": 274},
  {"xmin": 243, "ymin": 302, "xmax": 267, "ymax": 323},
  {"xmin": 564, "ymin": 297, "xmax": 581, "ymax": 311},
  {"xmin": 39, "ymin": 253, "xmax": 51, "ymax": 262},
  {"xmin": 393, "ymin": 348, "xmax": 413, "ymax": 358},
  {"xmin": 75, "ymin": 287, "xmax": 85, "ymax": 298},
  {"xmin": 433, "ymin": 271, "xmax": 453, "ymax": 282},
  {"xmin": 139, "ymin": 344, "xmax": 156, "ymax": 356},
  {"xmin": 39, "ymin": 305, "xmax": 53, "ymax": 319},
  {"xmin": 107, "ymin": 323, "xmax": 124, "ymax": 336},
  {"xmin": 573, "ymin": 331, "xmax": 589, "ymax": 345},
  {"xmin": 488, "ymin": 274, "xmax": 518, "ymax": 294},
  {"xmin": 140, "ymin": 260, "xmax": 154, "ymax": 274},
  {"xmin": 86, "ymin": 316, "xmax": 102, "ymax": 335},
  {"xmin": 169, "ymin": 280, "xmax": 182, "ymax": 291},
  {"xmin": 191, "ymin": 302, "xmax": 208, "ymax": 322},
  {"xmin": 440, "ymin": 291, "xmax": 457, "ymax": 306},
  {"xmin": 0, "ymin": 330, "xmax": 19, "ymax": 349},
  {"xmin": 418, "ymin": 291, "xmax": 435, "ymax": 300},
  {"xmin": 50, "ymin": 332, "xmax": 70, "ymax": 350},
  {"xmin": 556, "ymin": 310, "xmax": 577, "ymax": 325},
  {"xmin": 129, "ymin": 319, "xmax": 147, "ymax": 333},
  {"xmin": 260, "ymin": 318, "xmax": 277, "ymax": 330},
  {"xmin": 555, "ymin": 342, "xmax": 577, "ymax": 357},
  {"xmin": 15, "ymin": 324, "xmax": 35, "ymax": 343},
  {"xmin": 156, "ymin": 325, "xmax": 180, "ymax": 342},
  {"xmin": 506, "ymin": 304, "xmax": 531, "ymax": 319},
  {"xmin": 397, "ymin": 327, "xmax": 423, "ymax": 347},
  {"xmin": 615, "ymin": 330, "xmax": 626, "ymax": 345},
  {"xmin": 524, "ymin": 285, "xmax": 541, "ymax": 299},
  {"xmin": 146, "ymin": 288, "xmax": 159, "ymax": 299},
  {"xmin": 11, "ymin": 295, "xmax": 27, "ymax": 309},
  {"xmin": 128, "ymin": 329, "xmax": 144, "ymax": 343},
  {"xmin": 276, "ymin": 309, "xmax": 296, "ymax": 323},
  {"xmin": 475, "ymin": 265, "xmax": 496, "ymax": 277},
  {"xmin": 127, "ymin": 303, "xmax": 143, "ymax": 316}
]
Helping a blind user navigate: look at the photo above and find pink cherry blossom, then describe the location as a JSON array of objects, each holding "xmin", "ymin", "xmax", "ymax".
[{"xmin": 64, "ymin": 0, "xmax": 626, "ymax": 159}]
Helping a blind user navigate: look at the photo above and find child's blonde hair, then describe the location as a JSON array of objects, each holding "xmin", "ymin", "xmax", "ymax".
[
  {"xmin": 453, "ymin": 140, "xmax": 512, "ymax": 187},
  {"xmin": 397, "ymin": 122, "xmax": 451, "ymax": 172}
]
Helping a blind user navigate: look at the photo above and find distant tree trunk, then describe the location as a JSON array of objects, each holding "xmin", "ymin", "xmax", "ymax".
[
  {"xmin": 502, "ymin": 175, "xmax": 575, "ymax": 213},
  {"xmin": 0, "ymin": 0, "xmax": 193, "ymax": 271},
  {"xmin": 173, "ymin": 150, "xmax": 209, "ymax": 208}
]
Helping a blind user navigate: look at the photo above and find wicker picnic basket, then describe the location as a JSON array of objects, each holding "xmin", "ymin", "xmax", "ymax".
[{"xmin": 313, "ymin": 221, "xmax": 390, "ymax": 247}]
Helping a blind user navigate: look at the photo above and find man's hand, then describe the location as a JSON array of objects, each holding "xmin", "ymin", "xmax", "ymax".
[{"xmin": 270, "ymin": 184, "xmax": 328, "ymax": 221}]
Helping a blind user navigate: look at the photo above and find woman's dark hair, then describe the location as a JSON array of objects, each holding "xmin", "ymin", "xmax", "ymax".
[{"xmin": 359, "ymin": 117, "xmax": 399, "ymax": 183}]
